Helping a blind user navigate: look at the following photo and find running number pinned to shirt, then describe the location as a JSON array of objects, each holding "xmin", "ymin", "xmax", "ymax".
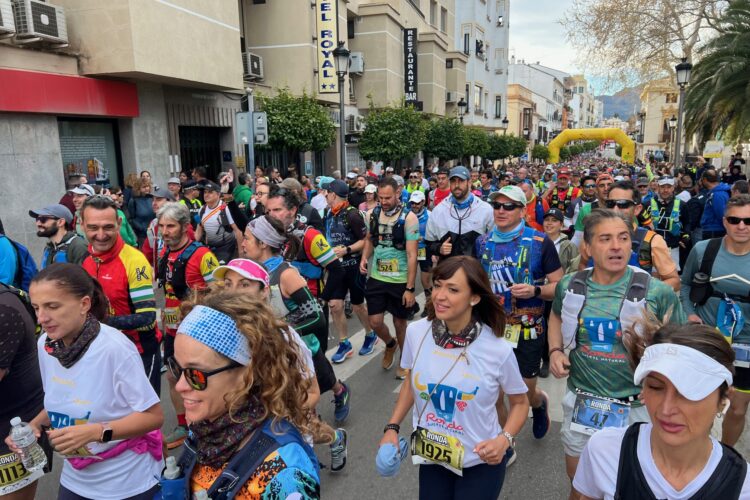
[
  {"xmin": 733, "ymin": 344, "xmax": 750, "ymax": 368},
  {"xmin": 377, "ymin": 258, "xmax": 400, "ymax": 277},
  {"xmin": 163, "ymin": 307, "xmax": 180, "ymax": 331},
  {"xmin": 570, "ymin": 391, "xmax": 630, "ymax": 435},
  {"xmin": 411, "ymin": 426, "xmax": 464, "ymax": 476},
  {"xmin": 503, "ymin": 324, "xmax": 521, "ymax": 349},
  {"xmin": 417, "ymin": 247, "xmax": 427, "ymax": 261}
]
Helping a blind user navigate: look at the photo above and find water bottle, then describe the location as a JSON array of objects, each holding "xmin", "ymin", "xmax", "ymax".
[
  {"xmin": 9, "ymin": 417, "xmax": 47, "ymax": 472},
  {"xmin": 193, "ymin": 489, "xmax": 209, "ymax": 500},
  {"xmin": 163, "ymin": 456, "xmax": 181, "ymax": 480}
]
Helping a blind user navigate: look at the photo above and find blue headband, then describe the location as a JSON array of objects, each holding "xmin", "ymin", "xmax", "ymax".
[{"xmin": 177, "ymin": 305, "xmax": 251, "ymax": 365}]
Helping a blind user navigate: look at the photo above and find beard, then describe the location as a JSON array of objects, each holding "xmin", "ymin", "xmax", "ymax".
[{"xmin": 37, "ymin": 225, "xmax": 59, "ymax": 238}]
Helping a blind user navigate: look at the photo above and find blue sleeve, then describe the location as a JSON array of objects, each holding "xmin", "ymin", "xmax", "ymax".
[
  {"xmin": 712, "ymin": 191, "xmax": 729, "ymax": 219},
  {"xmin": 0, "ymin": 237, "xmax": 18, "ymax": 286}
]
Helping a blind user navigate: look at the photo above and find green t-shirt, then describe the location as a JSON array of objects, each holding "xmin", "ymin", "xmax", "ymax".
[
  {"xmin": 574, "ymin": 201, "xmax": 593, "ymax": 231},
  {"xmin": 370, "ymin": 209, "xmax": 419, "ymax": 284},
  {"xmin": 552, "ymin": 267, "xmax": 686, "ymax": 400}
]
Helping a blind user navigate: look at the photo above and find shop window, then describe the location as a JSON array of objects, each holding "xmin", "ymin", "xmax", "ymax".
[{"xmin": 58, "ymin": 119, "xmax": 121, "ymax": 188}]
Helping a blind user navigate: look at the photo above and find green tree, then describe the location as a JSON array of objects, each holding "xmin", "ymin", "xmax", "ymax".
[
  {"xmin": 560, "ymin": 146, "xmax": 572, "ymax": 161},
  {"xmin": 685, "ymin": 0, "xmax": 750, "ymax": 144},
  {"xmin": 424, "ymin": 117, "xmax": 464, "ymax": 163},
  {"xmin": 570, "ymin": 144, "xmax": 584, "ymax": 156},
  {"xmin": 532, "ymin": 144, "xmax": 550, "ymax": 162},
  {"xmin": 615, "ymin": 145, "xmax": 623, "ymax": 157},
  {"xmin": 487, "ymin": 134, "xmax": 511, "ymax": 161},
  {"xmin": 462, "ymin": 127, "xmax": 491, "ymax": 160},
  {"xmin": 359, "ymin": 103, "xmax": 427, "ymax": 164},
  {"xmin": 256, "ymin": 87, "xmax": 335, "ymax": 152},
  {"xmin": 508, "ymin": 135, "xmax": 528, "ymax": 158}
]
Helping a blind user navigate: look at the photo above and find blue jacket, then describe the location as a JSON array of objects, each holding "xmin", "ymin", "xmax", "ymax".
[
  {"xmin": 127, "ymin": 196, "xmax": 155, "ymax": 237},
  {"xmin": 700, "ymin": 183, "xmax": 732, "ymax": 231},
  {"xmin": 0, "ymin": 235, "xmax": 18, "ymax": 286}
]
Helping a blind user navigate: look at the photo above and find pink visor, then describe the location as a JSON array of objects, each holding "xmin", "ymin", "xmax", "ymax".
[{"xmin": 212, "ymin": 259, "xmax": 270, "ymax": 288}]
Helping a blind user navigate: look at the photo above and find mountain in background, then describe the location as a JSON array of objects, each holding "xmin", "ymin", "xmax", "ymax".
[{"xmin": 597, "ymin": 86, "xmax": 643, "ymax": 119}]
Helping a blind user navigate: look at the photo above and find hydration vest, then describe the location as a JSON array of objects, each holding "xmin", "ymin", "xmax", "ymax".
[
  {"xmin": 325, "ymin": 205, "xmax": 360, "ymax": 265},
  {"xmin": 650, "ymin": 197, "xmax": 682, "ymax": 237},
  {"xmin": 560, "ymin": 266, "xmax": 650, "ymax": 349},
  {"xmin": 156, "ymin": 241, "xmax": 202, "ymax": 300},
  {"xmin": 550, "ymin": 186, "xmax": 575, "ymax": 212},
  {"xmin": 369, "ymin": 205, "xmax": 409, "ymax": 250},
  {"xmin": 614, "ymin": 422, "xmax": 746, "ymax": 500},
  {"xmin": 41, "ymin": 233, "xmax": 80, "ymax": 268}
]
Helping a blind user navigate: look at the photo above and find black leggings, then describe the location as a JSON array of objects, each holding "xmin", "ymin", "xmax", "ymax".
[
  {"xmin": 418, "ymin": 449, "xmax": 512, "ymax": 500},
  {"xmin": 59, "ymin": 484, "xmax": 159, "ymax": 500}
]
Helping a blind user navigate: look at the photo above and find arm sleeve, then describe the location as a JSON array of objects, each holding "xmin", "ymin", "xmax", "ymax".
[
  {"xmin": 286, "ymin": 287, "xmax": 326, "ymax": 340},
  {"xmin": 712, "ymin": 192, "xmax": 729, "ymax": 221},
  {"xmin": 498, "ymin": 349, "xmax": 529, "ymax": 395},
  {"xmin": 306, "ymin": 231, "xmax": 338, "ymax": 268},
  {"xmin": 0, "ymin": 305, "xmax": 27, "ymax": 369},
  {"xmin": 107, "ymin": 255, "xmax": 157, "ymax": 331}
]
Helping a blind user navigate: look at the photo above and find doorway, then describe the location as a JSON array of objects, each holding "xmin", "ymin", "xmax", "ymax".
[{"xmin": 179, "ymin": 126, "xmax": 222, "ymax": 180}]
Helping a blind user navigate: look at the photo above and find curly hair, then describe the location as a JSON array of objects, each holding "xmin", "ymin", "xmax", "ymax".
[{"xmin": 180, "ymin": 290, "xmax": 334, "ymax": 443}]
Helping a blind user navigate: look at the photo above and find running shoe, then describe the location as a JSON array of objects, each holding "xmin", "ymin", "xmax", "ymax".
[
  {"xmin": 531, "ymin": 390, "xmax": 550, "ymax": 439},
  {"xmin": 382, "ymin": 343, "xmax": 398, "ymax": 370},
  {"xmin": 165, "ymin": 425, "xmax": 188, "ymax": 449},
  {"xmin": 331, "ymin": 340, "xmax": 353, "ymax": 364},
  {"xmin": 395, "ymin": 367, "xmax": 408, "ymax": 380},
  {"xmin": 333, "ymin": 382, "xmax": 351, "ymax": 423},
  {"xmin": 330, "ymin": 428, "xmax": 348, "ymax": 472},
  {"xmin": 358, "ymin": 332, "xmax": 379, "ymax": 356}
]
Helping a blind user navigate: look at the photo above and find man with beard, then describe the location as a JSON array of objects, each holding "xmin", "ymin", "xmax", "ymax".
[
  {"xmin": 29, "ymin": 204, "xmax": 88, "ymax": 267},
  {"xmin": 425, "ymin": 166, "xmax": 493, "ymax": 260},
  {"xmin": 348, "ymin": 174, "xmax": 368, "ymax": 209},
  {"xmin": 571, "ymin": 174, "xmax": 613, "ymax": 246}
]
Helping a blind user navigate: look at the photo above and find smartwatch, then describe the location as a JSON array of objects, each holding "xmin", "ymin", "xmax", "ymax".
[
  {"xmin": 345, "ymin": 246, "xmax": 352, "ymax": 255},
  {"xmin": 100, "ymin": 424, "xmax": 114, "ymax": 443},
  {"xmin": 533, "ymin": 286, "xmax": 541, "ymax": 297},
  {"xmin": 501, "ymin": 431, "xmax": 516, "ymax": 448},
  {"xmin": 405, "ymin": 286, "xmax": 416, "ymax": 293},
  {"xmin": 384, "ymin": 423, "xmax": 400, "ymax": 434}
]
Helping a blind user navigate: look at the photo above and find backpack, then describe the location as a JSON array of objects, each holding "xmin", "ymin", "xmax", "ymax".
[
  {"xmin": 198, "ymin": 203, "xmax": 233, "ymax": 235},
  {"xmin": 156, "ymin": 241, "xmax": 203, "ymax": 301},
  {"xmin": 369, "ymin": 205, "xmax": 409, "ymax": 250},
  {"xmin": 0, "ymin": 282, "xmax": 40, "ymax": 337},
  {"xmin": 2, "ymin": 236, "xmax": 38, "ymax": 292},
  {"xmin": 695, "ymin": 238, "xmax": 750, "ymax": 304}
]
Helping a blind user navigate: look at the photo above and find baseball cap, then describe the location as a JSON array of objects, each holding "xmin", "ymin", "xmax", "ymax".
[
  {"xmin": 636, "ymin": 177, "xmax": 650, "ymax": 187},
  {"xmin": 544, "ymin": 208, "xmax": 564, "ymax": 222},
  {"xmin": 392, "ymin": 175, "xmax": 405, "ymax": 186},
  {"xmin": 633, "ymin": 343, "xmax": 733, "ymax": 401},
  {"xmin": 409, "ymin": 191, "xmax": 426, "ymax": 203},
  {"xmin": 346, "ymin": 172, "xmax": 357, "ymax": 180},
  {"xmin": 596, "ymin": 173, "xmax": 614, "ymax": 184},
  {"xmin": 385, "ymin": 166, "xmax": 395, "ymax": 172},
  {"xmin": 489, "ymin": 185, "xmax": 527, "ymax": 206},
  {"xmin": 212, "ymin": 258, "xmax": 270, "ymax": 288},
  {"xmin": 29, "ymin": 204, "xmax": 73, "ymax": 224},
  {"xmin": 167, "ymin": 177, "xmax": 181, "ymax": 185},
  {"xmin": 201, "ymin": 181, "xmax": 221, "ymax": 192},
  {"xmin": 557, "ymin": 168, "xmax": 571, "ymax": 179},
  {"xmin": 317, "ymin": 176, "xmax": 334, "ymax": 190},
  {"xmin": 70, "ymin": 184, "xmax": 95, "ymax": 197},
  {"xmin": 657, "ymin": 175, "xmax": 675, "ymax": 186},
  {"xmin": 152, "ymin": 186, "xmax": 175, "ymax": 201},
  {"xmin": 364, "ymin": 184, "xmax": 377, "ymax": 194},
  {"xmin": 449, "ymin": 166, "xmax": 470, "ymax": 180},
  {"xmin": 183, "ymin": 180, "xmax": 199, "ymax": 191},
  {"xmin": 328, "ymin": 179, "xmax": 349, "ymax": 198}
]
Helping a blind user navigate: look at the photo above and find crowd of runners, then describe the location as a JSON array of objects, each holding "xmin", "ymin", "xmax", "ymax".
[{"xmin": 1, "ymin": 150, "xmax": 750, "ymax": 499}]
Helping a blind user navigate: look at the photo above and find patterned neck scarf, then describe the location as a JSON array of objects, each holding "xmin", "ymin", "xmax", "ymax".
[
  {"xmin": 190, "ymin": 392, "xmax": 266, "ymax": 468},
  {"xmin": 432, "ymin": 315, "xmax": 481, "ymax": 349},
  {"xmin": 383, "ymin": 203, "xmax": 402, "ymax": 217},
  {"xmin": 44, "ymin": 315, "xmax": 100, "ymax": 369}
]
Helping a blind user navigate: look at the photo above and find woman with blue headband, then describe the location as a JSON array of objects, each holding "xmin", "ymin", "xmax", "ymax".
[{"xmin": 168, "ymin": 291, "xmax": 326, "ymax": 499}]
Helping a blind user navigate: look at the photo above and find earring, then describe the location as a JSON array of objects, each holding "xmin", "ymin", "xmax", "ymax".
[{"xmin": 470, "ymin": 301, "xmax": 478, "ymax": 306}]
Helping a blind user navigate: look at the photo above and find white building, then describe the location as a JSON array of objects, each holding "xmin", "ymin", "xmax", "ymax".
[
  {"xmin": 454, "ymin": 0, "xmax": 510, "ymax": 131},
  {"xmin": 507, "ymin": 60, "xmax": 565, "ymax": 143}
]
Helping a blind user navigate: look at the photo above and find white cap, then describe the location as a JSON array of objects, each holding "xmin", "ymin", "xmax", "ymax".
[
  {"xmin": 409, "ymin": 190, "xmax": 426, "ymax": 203},
  {"xmin": 346, "ymin": 172, "xmax": 357, "ymax": 179},
  {"xmin": 657, "ymin": 176, "xmax": 675, "ymax": 186},
  {"xmin": 489, "ymin": 185, "xmax": 527, "ymax": 207},
  {"xmin": 634, "ymin": 343, "xmax": 733, "ymax": 401},
  {"xmin": 70, "ymin": 184, "xmax": 95, "ymax": 196},
  {"xmin": 364, "ymin": 184, "xmax": 377, "ymax": 194}
]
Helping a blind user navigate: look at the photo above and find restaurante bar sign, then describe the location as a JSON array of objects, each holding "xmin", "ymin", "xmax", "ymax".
[{"xmin": 404, "ymin": 28, "xmax": 417, "ymax": 104}]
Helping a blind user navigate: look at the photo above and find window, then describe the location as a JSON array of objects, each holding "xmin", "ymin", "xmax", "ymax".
[
  {"xmin": 474, "ymin": 84, "xmax": 482, "ymax": 111},
  {"xmin": 430, "ymin": 0, "xmax": 437, "ymax": 25},
  {"xmin": 59, "ymin": 119, "xmax": 122, "ymax": 188},
  {"xmin": 446, "ymin": 58, "xmax": 453, "ymax": 69},
  {"xmin": 666, "ymin": 93, "xmax": 677, "ymax": 103},
  {"xmin": 462, "ymin": 25, "xmax": 471, "ymax": 55},
  {"xmin": 440, "ymin": 7, "xmax": 447, "ymax": 32},
  {"xmin": 495, "ymin": 95, "xmax": 502, "ymax": 118},
  {"xmin": 347, "ymin": 19, "xmax": 355, "ymax": 39},
  {"xmin": 494, "ymin": 48, "xmax": 505, "ymax": 67}
]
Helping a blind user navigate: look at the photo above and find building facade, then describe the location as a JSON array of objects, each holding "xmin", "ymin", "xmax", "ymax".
[
  {"xmin": 507, "ymin": 61, "xmax": 564, "ymax": 145},
  {"xmin": 637, "ymin": 77, "xmax": 679, "ymax": 162}
]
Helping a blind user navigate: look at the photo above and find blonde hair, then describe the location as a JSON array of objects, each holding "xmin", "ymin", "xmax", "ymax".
[{"xmin": 180, "ymin": 290, "xmax": 334, "ymax": 442}]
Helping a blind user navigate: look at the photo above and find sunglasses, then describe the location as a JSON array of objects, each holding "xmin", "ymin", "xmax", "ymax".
[
  {"xmin": 725, "ymin": 216, "xmax": 750, "ymax": 226},
  {"xmin": 491, "ymin": 201, "xmax": 523, "ymax": 211},
  {"xmin": 36, "ymin": 216, "xmax": 59, "ymax": 224},
  {"xmin": 605, "ymin": 199, "xmax": 636, "ymax": 209},
  {"xmin": 166, "ymin": 356, "xmax": 240, "ymax": 391},
  {"xmin": 583, "ymin": 184, "xmax": 596, "ymax": 188}
]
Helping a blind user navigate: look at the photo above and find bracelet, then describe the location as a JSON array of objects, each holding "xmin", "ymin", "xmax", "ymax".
[
  {"xmin": 384, "ymin": 423, "xmax": 400, "ymax": 434},
  {"xmin": 405, "ymin": 286, "xmax": 416, "ymax": 293},
  {"xmin": 549, "ymin": 347, "xmax": 565, "ymax": 357}
]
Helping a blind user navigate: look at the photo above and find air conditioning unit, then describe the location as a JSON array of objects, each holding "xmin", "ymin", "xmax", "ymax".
[
  {"xmin": 346, "ymin": 114, "xmax": 357, "ymax": 134},
  {"xmin": 348, "ymin": 77, "xmax": 356, "ymax": 101},
  {"xmin": 354, "ymin": 116, "xmax": 364, "ymax": 132},
  {"xmin": 12, "ymin": 0, "xmax": 67, "ymax": 45},
  {"xmin": 446, "ymin": 91, "xmax": 456, "ymax": 103},
  {"xmin": 348, "ymin": 52, "xmax": 364, "ymax": 75},
  {"xmin": 242, "ymin": 52, "xmax": 264, "ymax": 80},
  {"xmin": 329, "ymin": 109, "xmax": 340, "ymax": 127},
  {"xmin": 0, "ymin": 0, "xmax": 15, "ymax": 37}
]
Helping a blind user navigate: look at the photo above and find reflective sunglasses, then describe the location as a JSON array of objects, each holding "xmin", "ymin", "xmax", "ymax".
[
  {"xmin": 491, "ymin": 201, "xmax": 523, "ymax": 211},
  {"xmin": 605, "ymin": 199, "xmax": 636, "ymax": 209},
  {"xmin": 36, "ymin": 216, "xmax": 59, "ymax": 224},
  {"xmin": 583, "ymin": 183, "xmax": 596, "ymax": 188},
  {"xmin": 725, "ymin": 216, "xmax": 750, "ymax": 226},
  {"xmin": 166, "ymin": 356, "xmax": 241, "ymax": 391}
]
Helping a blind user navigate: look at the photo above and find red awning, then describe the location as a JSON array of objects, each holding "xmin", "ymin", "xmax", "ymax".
[{"xmin": 0, "ymin": 68, "xmax": 139, "ymax": 117}]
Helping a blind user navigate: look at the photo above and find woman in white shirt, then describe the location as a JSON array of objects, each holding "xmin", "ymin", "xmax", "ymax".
[
  {"xmin": 5, "ymin": 263, "xmax": 163, "ymax": 500},
  {"xmin": 573, "ymin": 322, "xmax": 750, "ymax": 500},
  {"xmin": 379, "ymin": 255, "xmax": 529, "ymax": 499}
]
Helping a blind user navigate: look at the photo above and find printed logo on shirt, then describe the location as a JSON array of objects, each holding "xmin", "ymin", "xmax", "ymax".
[
  {"xmin": 135, "ymin": 266, "xmax": 148, "ymax": 282},
  {"xmin": 414, "ymin": 373, "xmax": 478, "ymax": 434},
  {"xmin": 583, "ymin": 317, "xmax": 621, "ymax": 353},
  {"xmin": 48, "ymin": 410, "xmax": 91, "ymax": 429}
]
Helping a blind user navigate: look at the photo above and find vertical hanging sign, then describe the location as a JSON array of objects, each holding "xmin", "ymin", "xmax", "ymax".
[
  {"xmin": 404, "ymin": 28, "xmax": 418, "ymax": 104},
  {"xmin": 316, "ymin": 0, "xmax": 339, "ymax": 93}
]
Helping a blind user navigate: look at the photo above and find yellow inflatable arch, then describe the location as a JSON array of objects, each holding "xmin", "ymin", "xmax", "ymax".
[{"xmin": 547, "ymin": 128, "xmax": 635, "ymax": 165}]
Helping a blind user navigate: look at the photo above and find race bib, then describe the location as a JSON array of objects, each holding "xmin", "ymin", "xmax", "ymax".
[
  {"xmin": 733, "ymin": 344, "xmax": 750, "ymax": 368},
  {"xmin": 503, "ymin": 324, "xmax": 521, "ymax": 349},
  {"xmin": 0, "ymin": 452, "xmax": 41, "ymax": 495},
  {"xmin": 570, "ymin": 391, "xmax": 630, "ymax": 435},
  {"xmin": 410, "ymin": 426, "xmax": 464, "ymax": 476},
  {"xmin": 377, "ymin": 258, "xmax": 400, "ymax": 276},
  {"xmin": 417, "ymin": 247, "xmax": 427, "ymax": 261},
  {"xmin": 163, "ymin": 307, "xmax": 180, "ymax": 330}
]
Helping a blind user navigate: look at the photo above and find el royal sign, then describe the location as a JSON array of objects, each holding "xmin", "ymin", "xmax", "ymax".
[{"xmin": 316, "ymin": 0, "xmax": 339, "ymax": 94}]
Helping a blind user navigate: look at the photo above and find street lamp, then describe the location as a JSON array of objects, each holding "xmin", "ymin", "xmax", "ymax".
[
  {"xmin": 673, "ymin": 57, "xmax": 693, "ymax": 169},
  {"xmin": 457, "ymin": 97, "xmax": 467, "ymax": 123},
  {"xmin": 523, "ymin": 127, "xmax": 529, "ymax": 138},
  {"xmin": 501, "ymin": 116, "xmax": 509, "ymax": 135},
  {"xmin": 333, "ymin": 41, "xmax": 350, "ymax": 178},
  {"xmin": 668, "ymin": 115, "xmax": 677, "ymax": 165}
]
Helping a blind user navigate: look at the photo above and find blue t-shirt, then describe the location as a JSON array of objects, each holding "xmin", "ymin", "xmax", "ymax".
[{"xmin": 0, "ymin": 236, "xmax": 18, "ymax": 286}]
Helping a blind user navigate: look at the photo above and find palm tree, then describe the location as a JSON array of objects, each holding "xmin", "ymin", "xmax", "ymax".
[{"xmin": 684, "ymin": 0, "xmax": 750, "ymax": 145}]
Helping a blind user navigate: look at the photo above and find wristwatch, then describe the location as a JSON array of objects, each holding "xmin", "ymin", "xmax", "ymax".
[
  {"xmin": 100, "ymin": 424, "xmax": 113, "ymax": 443},
  {"xmin": 345, "ymin": 246, "xmax": 352, "ymax": 255},
  {"xmin": 405, "ymin": 286, "xmax": 416, "ymax": 293},
  {"xmin": 533, "ymin": 286, "xmax": 541, "ymax": 297},
  {"xmin": 384, "ymin": 423, "xmax": 400, "ymax": 434},
  {"xmin": 501, "ymin": 431, "xmax": 516, "ymax": 448}
]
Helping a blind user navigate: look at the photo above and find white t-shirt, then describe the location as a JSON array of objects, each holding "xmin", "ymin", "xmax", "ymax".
[
  {"xmin": 38, "ymin": 324, "xmax": 161, "ymax": 500},
  {"xmin": 201, "ymin": 202, "xmax": 236, "ymax": 244},
  {"xmin": 285, "ymin": 326, "xmax": 315, "ymax": 378},
  {"xmin": 573, "ymin": 423, "xmax": 750, "ymax": 499},
  {"xmin": 401, "ymin": 319, "xmax": 527, "ymax": 468},
  {"xmin": 311, "ymin": 193, "xmax": 327, "ymax": 216}
]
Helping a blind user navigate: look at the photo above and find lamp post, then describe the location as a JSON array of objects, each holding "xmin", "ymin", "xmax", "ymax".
[
  {"xmin": 501, "ymin": 116, "xmax": 509, "ymax": 135},
  {"xmin": 523, "ymin": 127, "xmax": 530, "ymax": 160},
  {"xmin": 333, "ymin": 41, "xmax": 350, "ymax": 178},
  {"xmin": 668, "ymin": 114, "xmax": 677, "ymax": 166},
  {"xmin": 674, "ymin": 57, "xmax": 693, "ymax": 169},
  {"xmin": 457, "ymin": 97, "xmax": 467, "ymax": 123}
]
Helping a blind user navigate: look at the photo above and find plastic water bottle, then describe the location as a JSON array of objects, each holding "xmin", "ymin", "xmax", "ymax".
[
  {"xmin": 9, "ymin": 417, "xmax": 47, "ymax": 472},
  {"xmin": 193, "ymin": 489, "xmax": 209, "ymax": 500},
  {"xmin": 163, "ymin": 456, "xmax": 181, "ymax": 480}
]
